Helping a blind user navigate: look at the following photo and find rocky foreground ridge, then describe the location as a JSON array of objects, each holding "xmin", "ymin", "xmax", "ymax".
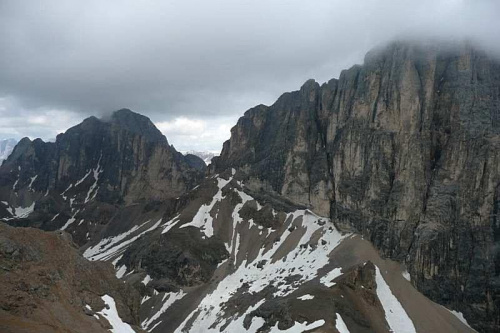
[
  {"xmin": 0, "ymin": 40, "xmax": 498, "ymax": 332},
  {"xmin": 0, "ymin": 223, "xmax": 143, "ymax": 333}
]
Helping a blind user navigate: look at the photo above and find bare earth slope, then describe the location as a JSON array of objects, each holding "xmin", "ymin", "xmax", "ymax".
[
  {"xmin": 0, "ymin": 223, "xmax": 143, "ymax": 333},
  {"xmin": 92, "ymin": 170, "xmax": 477, "ymax": 333}
]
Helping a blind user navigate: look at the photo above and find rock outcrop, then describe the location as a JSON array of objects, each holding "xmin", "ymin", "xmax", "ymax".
[
  {"xmin": 0, "ymin": 223, "xmax": 143, "ymax": 333},
  {"xmin": 212, "ymin": 41, "xmax": 500, "ymax": 332}
]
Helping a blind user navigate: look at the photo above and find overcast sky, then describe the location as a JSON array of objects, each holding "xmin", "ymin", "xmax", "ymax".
[{"xmin": 1, "ymin": 0, "xmax": 499, "ymax": 151}]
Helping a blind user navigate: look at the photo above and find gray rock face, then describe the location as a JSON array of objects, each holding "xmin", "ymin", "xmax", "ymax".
[
  {"xmin": 212, "ymin": 41, "xmax": 500, "ymax": 332},
  {"xmin": 119, "ymin": 227, "xmax": 228, "ymax": 287},
  {"xmin": 0, "ymin": 109, "xmax": 203, "ymax": 233},
  {"xmin": 183, "ymin": 154, "xmax": 207, "ymax": 172}
]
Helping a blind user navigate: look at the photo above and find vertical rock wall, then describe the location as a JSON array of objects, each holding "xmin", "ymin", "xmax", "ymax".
[{"xmin": 213, "ymin": 41, "xmax": 500, "ymax": 331}]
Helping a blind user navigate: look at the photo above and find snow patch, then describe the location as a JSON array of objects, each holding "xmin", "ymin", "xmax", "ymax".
[
  {"xmin": 142, "ymin": 275, "xmax": 152, "ymax": 286},
  {"xmin": 142, "ymin": 290, "xmax": 186, "ymax": 330},
  {"xmin": 98, "ymin": 295, "xmax": 135, "ymax": 333},
  {"xmin": 175, "ymin": 208, "xmax": 348, "ymax": 332},
  {"xmin": 115, "ymin": 265, "xmax": 127, "ymax": 279},
  {"xmin": 335, "ymin": 313, "xmax": 350, "ymax": 333},
  {"xmin": 449, "ymin": 309, "xmax": 477, "ymax": 332},
  {"xmin": 111, "ymin": 255, "xmax": 123, "ymax": 268},
  {"xmin": 2, "ymin": 202, "xmax": 35, "ymax": 220},
  {"xmin": 320, "ymin": 267, "xmax": 342, "ymax": 287},
  {"xmin": 268, "ymin": 319, "xmax": 325, "ymax": 333},
  {"xmin": 75, "ymin": 170, "xmax": 92, "ymax": 187},
  {"xmin": 180, "ymin": 176, "xmax": 232, "ymax": 237},
  {"xmin": 375, "ymin": 266, "xmax": 416, "ymax": 333},
  {"xmin": 84, "ymin": 218, "xmax": 162, "ymax": 261},
  {"xmin": 85, "ymin": 156, "xmax": 103, "ymax": 203},
  {"xmin": 14, "ymin": 202, "xmax": 35, "ymax": 218},
  {"xmin": 297, "ymin": 294, "xmax": 315, "ymax": 300},
  {"xmin": 28, "ymin": 175, "xmax": 38, "ymax": 190},
  {"xmin": 60, "ymin": 209, "xmax": 80, "ymax": 231},
  {"xmin": 61, "ymin": 183, "xmax": 73, "ymax": 201},
  {"xmin": 161, "ymin": 215, "xmax": 180, "ymax": 234}
]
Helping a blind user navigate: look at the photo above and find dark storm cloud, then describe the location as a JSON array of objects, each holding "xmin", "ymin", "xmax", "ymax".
[{"xmin": 0, "ymin": 0, "xmax": 499, "ymax": 150}]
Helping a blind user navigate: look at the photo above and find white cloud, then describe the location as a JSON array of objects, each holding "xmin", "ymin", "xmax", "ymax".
[
  {"xmin": 155, "ymin": 117, "xmax": 205, "ymax": 136},
  {"xmin": 155, "ymin": 116, "xmax": 235, "ymax": 152},
  {"xmin": 0, "ymin": 96, "xmax": 84, "ymax": 140},
  {"xmin": 27, "ymin": 115, "xmax": 48, "ymax": 125}
]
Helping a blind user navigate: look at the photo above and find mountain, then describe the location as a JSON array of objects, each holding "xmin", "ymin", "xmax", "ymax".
[
  {"xmin": 0, "ymin": 138, "xmax": 17, "ymax": 163},
  {"xmin": 0, "ymin": 41, "xmax": 498, "ymax": 333},
  {"xmin": 107, "ymin": 169, "xmax": 476, "ymax": 333},
  {"xmin": 182, "ymin": 151, "xmax": 219, "ymax": 165},
  {"xmin": 211, "ymin": 40, "xmax": 500, "ymax": 331},
  {"xmin": 0, "ymin": 109, "xmax": 204, "ymax": 246},
  {"xmin": 183, "ymin": 154, "xmax": 207, "ymax": 172}
]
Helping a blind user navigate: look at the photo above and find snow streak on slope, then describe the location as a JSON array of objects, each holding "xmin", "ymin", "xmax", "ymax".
[
  {"xmin": 84, "ymin": 218, "xmax": 162, "ymax": 261},
  {"xmin": 173, "ymin": 200, "xmax": 348, "ymax": 332},
  {"xmin": 448, "ymin": 309, "xmax": 478, "ymax": 332},
  {"xmin": 142, "ymin": 290, "xmax": 187, "ymax": 331},
  {"xmin": 180, "ymin": 175, "xmax": 232, "ymax": 237},
  {"xmin": 85, "ymin": 156, "xmax": 103, "ymax": 203},
  {"xmin": 297, "ymin": 294, "xmax": 315, "ymax": 300},
  {"xmin": 268, "ymin": 320, "xmax": 325, "ymax": 333},
  {"xmin": 60, "ymin": 209, "xmax": 80, "ymax": 230},
  {"xmin": 320, "ymin": 267, "xmax": 342, "ymax": 287},
  {"xmin": 12, "ymin": 202, "xmax": 35, "ymax": 218},
  {"xmin": 335, "ymin": 313, "xmax": 350, "ymax": 333},
  {"xmin": 1, "ymin": 202, "xmax": 35, "ymax": 220},
  {"xmin": 28, "ymin": 175, "xmax": 38, "ymax": 190},
  {"xmin": 375, "ymin": 266, "xmax": 416, "ymax": 333},
  {"xmin": 161, "ymin": 215, "xmax": 181, "ymax": 234},
  {"xmin": 98, "ymin": 295, "xmax": 135, "ymax": 333}
]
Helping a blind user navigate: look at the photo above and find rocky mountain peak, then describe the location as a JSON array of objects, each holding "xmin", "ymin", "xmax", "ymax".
[
  {"xmin": 0, "ymin": 108, "xmax": 204, "ymax": 235},
  {"xmin": 211, "ymin": 40, "xmax": 500, "ymax": 331},
  {"xmin": 109, "ymin": 108, "xmax": 167, "ymax": 144},
  {"xmin": 300, "ymin": 78, "xmax": 319, "ymax": 91}
]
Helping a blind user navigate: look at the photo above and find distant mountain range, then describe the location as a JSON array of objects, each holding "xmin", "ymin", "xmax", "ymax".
[
  {"xmin": 0, "ymin": 138, "xmax": 17, "ymax": 163},
  {"xmin": 181, "ymin": 150, "xmax": 219, "ymax": 165}
]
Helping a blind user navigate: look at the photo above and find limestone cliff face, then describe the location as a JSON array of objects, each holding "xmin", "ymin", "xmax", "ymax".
[
  {"xmin": 213, "ymin": 41, "xmax": 500, "ymax": 331},
  {"xmin": 212, "ymin": 79, "xmax": 332, "ymax": 216},
  {"xmin": 0, "ymin": 109, "xmax": 202, "ymax": 208}
]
